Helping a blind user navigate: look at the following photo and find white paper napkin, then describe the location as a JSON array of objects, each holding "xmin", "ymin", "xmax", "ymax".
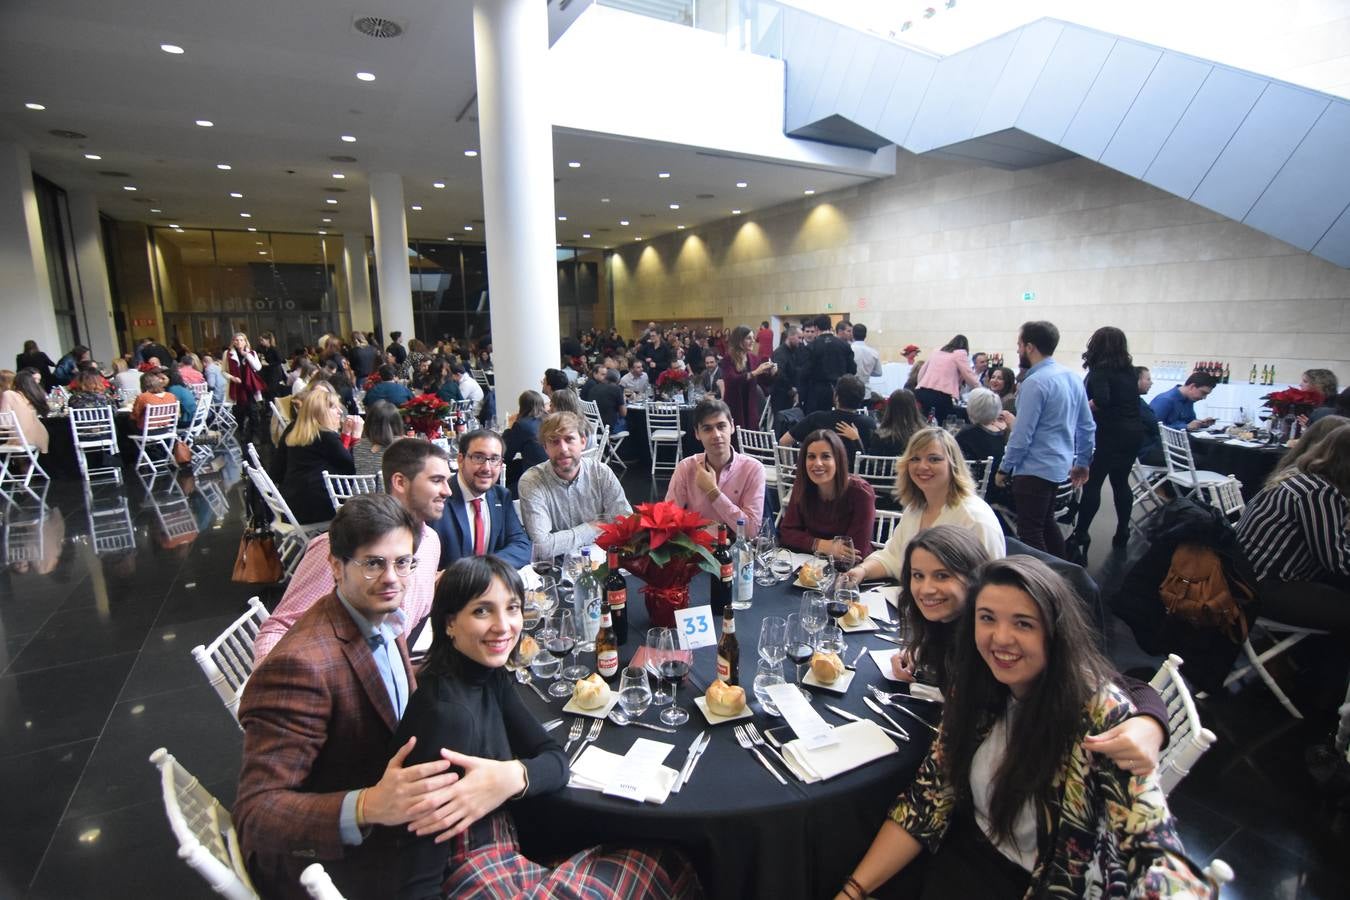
[
  {"xmin": 1224, "ymin": 439, "xmax": 1264, "ymax": 448},
  {"xmin": 862, "ymin": 588, "xmax": 898, "ymax": 622},
  {"xmin": 782, "ymin": 720, "xmax": 899, "ymax": 783},
  {"xmin": 569, "ymin": 746, "xmax": 679, "ymax": 803},
  {"xmin": 869, "ymin": 649, "xmax": 906, "ymax": 682},
  {"xmin": 910, "ymin": 683, "xmax": 944, "ymax": 704},
  {"xmin": 784, "ymin": 551, "xmax": 817, "ymax": 570}
]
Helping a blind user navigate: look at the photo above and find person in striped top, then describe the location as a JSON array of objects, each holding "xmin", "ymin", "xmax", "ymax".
[{"xmin": 1236, "ymin": 423, "xmax": 1350, "ymax": 635}]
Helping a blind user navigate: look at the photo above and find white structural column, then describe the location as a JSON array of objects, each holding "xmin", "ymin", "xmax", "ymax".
[
  {"xmin": 67, "ymin": 191, "xmax": 118, "ymax": 364},
  {"xmin": 368, "ymin": 173, "xmax": 414, "ymax": 343},
  {"xmin": 0, "ymin": 142, "xmax": 61, "ymax": 355},
  {"xmin": 343, "ymin": 231, "xmax": 374, "ymax": 334},
  {"xmin": 473, "ymin": 0, "xmax": 560, "ymax": 415}
]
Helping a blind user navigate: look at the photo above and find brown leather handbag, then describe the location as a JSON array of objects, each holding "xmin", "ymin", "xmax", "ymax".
[{"xmin": 232, "ymin": 521, "xmax": 284, "ymax": 583}]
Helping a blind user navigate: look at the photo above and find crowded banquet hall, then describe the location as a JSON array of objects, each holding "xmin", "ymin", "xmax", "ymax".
[{"xmin": 4, "ymin": 0, "xmax": 1350, "ymax": 897}]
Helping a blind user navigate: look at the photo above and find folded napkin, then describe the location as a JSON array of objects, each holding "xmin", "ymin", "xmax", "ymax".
[
  {"xmin": 1224, "ymin": 439, "xmax": 1264, "ymax": 448},
  {"xmin": 783, "ymin": 551, "xmax": 817, "ymax": 570},
  {"xmin": 862, "ymin": 587, "xmax": 900, "ymax": 622},
  {"xmin": 782, "ymin": 720, "xmax": 898, "ymax": 783},
  {"xmin": 910, "ymin": 683, "xmax": 944, "ymax": 704},
  {"xmin": 569, "ymin": 745, "xmax": 678, "ymax": 803}
]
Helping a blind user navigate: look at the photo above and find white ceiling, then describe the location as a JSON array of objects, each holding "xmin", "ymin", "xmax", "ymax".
[{"xmin": 0, "ymin": 0, "xmax": 878, "ymax": 250}]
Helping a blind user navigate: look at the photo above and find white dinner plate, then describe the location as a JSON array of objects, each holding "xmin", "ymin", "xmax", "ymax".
[
  {"xmin": 801, "ymin": 668, "xmax": 854, "ymax": 694},
  {"xmin": 693, "ymin": 696, "xmax": 754, "ymax": 725}
]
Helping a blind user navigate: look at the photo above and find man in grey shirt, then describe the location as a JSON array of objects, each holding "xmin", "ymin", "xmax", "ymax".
[{"xmin": 518, "ymin": 410, "xmax": 632, "ymax": 557}]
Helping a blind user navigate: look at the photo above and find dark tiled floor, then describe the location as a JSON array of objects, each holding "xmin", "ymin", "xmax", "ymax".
[{"xmin": 1, "ymin": 455, "xmax": 1346, "ymax": 897}]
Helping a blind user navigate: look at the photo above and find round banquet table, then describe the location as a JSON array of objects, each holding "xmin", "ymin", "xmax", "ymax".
[
  {"xmin": 1187, "ymin": 432, "xmax": 1285, "ymax": 498},
  {"xmin": 511, "ymin": 570, "xmax": 937, "ymax": 900},
  {"xmin": 622, "ymin": 403, "xmax": 701, "ymax": 469},
  {"xmin": 40, "ymin": 409, "xmax": 136, "ymax": 478}
]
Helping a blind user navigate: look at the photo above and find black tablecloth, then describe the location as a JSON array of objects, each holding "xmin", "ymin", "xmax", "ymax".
[
  {"xmin": 1187, "ymin": 434, "xmax": 1284, "ymax": 498},
  {"xmin": 512, "ymin": 572, "xmax": 936, "ymax": 900},
  {"xmin": 40, "ymin": 411, "xmax": 135, "ymax": 478},
  {"xmin": 622, "ymin": 405, "xmax": 700, "ymax": 470}
]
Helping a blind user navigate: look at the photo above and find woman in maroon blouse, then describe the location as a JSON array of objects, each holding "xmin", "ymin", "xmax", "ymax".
[
  {"xmin": 779, "ymin": 429, "xmax": 876, "ymax": 560},
  {"xmin": 717, "ymin": 324, "xmax": 776, "ymax": 429}
]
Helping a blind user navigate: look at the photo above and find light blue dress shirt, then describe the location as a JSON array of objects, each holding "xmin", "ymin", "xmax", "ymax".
[{"xmin": 999, "ymin": 357, "xmax": 1095, "ymax": 483}]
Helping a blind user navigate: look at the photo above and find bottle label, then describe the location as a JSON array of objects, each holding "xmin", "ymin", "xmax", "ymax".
[
  {"xmin": 722, "ymin": 617, "xmax": 735, "ymax": 633},
  {"xmin": 607, "ymin": 588, "xmax": 626, "ymax": 611},
  {"xmin": 597, "ymin": 650, "xmax": 619, "ymax": 677},
  {"xmin": 600, "ymin": 612, "xmax": 612, "ymax": 628},
  {"xmin": 716, "ymin": 655, "xmax": 732, "ymax": 681},
  {"xmin": 720, "ymin": 562, "xmax": 733, "ymax": 582}
]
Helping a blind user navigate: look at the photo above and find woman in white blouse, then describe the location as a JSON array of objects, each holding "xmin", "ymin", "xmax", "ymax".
[{"xmin": 844, "ymin": 427, "xmax": 1004, "ymax": 584}]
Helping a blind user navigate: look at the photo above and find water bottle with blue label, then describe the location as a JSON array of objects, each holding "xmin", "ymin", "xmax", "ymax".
[
  {"xmin": 573, "ymin": 547, "xmax": 602, "ymax": 650},
  {"xmin": 731, "ymin": 519, "xmax": 754, "ymax": 610}
]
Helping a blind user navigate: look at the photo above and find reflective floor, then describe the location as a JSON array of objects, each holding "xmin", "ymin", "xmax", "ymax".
[{"xmin": 1, "ymin": 448, "xmax": 1346, "ymax": 898}]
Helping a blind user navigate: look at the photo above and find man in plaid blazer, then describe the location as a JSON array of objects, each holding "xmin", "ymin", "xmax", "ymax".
[{"xmin": 235, "ymin": 495, "xmax": 460, "ymax": 900}]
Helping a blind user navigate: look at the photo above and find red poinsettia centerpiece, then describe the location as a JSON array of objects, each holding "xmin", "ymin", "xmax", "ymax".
[
  {"xmin": 596, "ymin": 501, "xmax": 720, "ymax": 626},
  {"xmin": 1263, "ymin": 387, "xmax": 1324, "ymax": 417},
  {"xmin": 654, "ymin": 366, "xmax": 691, "ymax": 399},
  {"xmin": 400, "ymin": 393, "xmax": 452, "ymax": 437}
]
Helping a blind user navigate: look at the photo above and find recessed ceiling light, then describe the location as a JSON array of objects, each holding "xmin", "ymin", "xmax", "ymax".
[
  {"xmin": 239, "ymin": 212, "xmax": 251, "ymax": 218},
  {"xmin": 463, "ymin": 225, "xmax": 473, "ymax": 231},
  {"xmin": 736, "ymin": 181, "xmax": 748, "ymax": 188},
  {"xmin": 731, "ymin": 209, "xmax": 742, "ymax": 215},
  {"xmin": 619, "ymin": 219, "xmax": 630, "ymax": 226},
  {"xmin": 318, "ymin": 230, "xmax": 327, "ymax": 235},
  {"xmin": 464, "ymin": 149, "xmax": 478, "ymax": 158},
  {"xmin": 258, "ymin": 250, "xmax": 267, "ymax": 255},
  {"xmin": 122, "ymin": 185, "xmax": 137, "ymax": 191},
  {"xmin": 557, "ymin": 215, "xmax": 567, "ymax": 221},
  {"xmin": 410, "ymin": 205, "xmax": 422, "ymax": 211},
  {"xmin": 247, "ymin": 226, "xmax": 256, "ymax": 232},
  {"xmin": 24, "ymin": 102, "xmax": 46, "ymax": 111},
  {"xmin": 356, "ymin": 71, "xmax": 376, "ymax": 82},
  {"xmin": 658, "ymin": 172, "xmax": 670, "ymax": 179},
  {"xmin": 433, "ymin": 181, "xmax": 445, "ymax": 189},
  {"xmin": 340, "ymin": 134, "xmax": 356, "ymax": 143},
  {"xmin": 160, "ymin": 43, "xmax": 185, "ymax": 55},
  {"xmin": 582, "ymin": 232, "xmax": 591, "ymax": 238},
  {"xmin": 150, "ymin": 207, "xmax": 162, "ymax": 213},
  {"xmin": 332, "ymin": 173, "xmax": 345, "ymax": 179},
  {"xmin": 567, "ymin": 161, "xmax": 581, "ymax": 168},
  {"xmin": 601, "ymin": 198, "xmax": 610, "ymax": 203},
  {"xmin": 195, "ymin": 119, "xmax": 213, "ymax": 127},
  {"xmin": 447, "ymin": 236, "xmax": 455, "ymax": 241},
  {"xmin": 803, "ymin": 189, "xmax": 815, "ymax": 195},
  {"xmin": 84, "ymin": 153, "xmax": 101, "ymax": 160},
  {"xmin": 322, "ymin": 217, "xmax": 332, "ymax": 223},
  {"xmin": 635, "ymin": 236, "xmax": 643, "ymax": 241},
  {"xmin": 229, "ymin": 192, "xmax": 243, "ymax": 198},
  {"xmin": 216, "ymin": 163, "xmax": 231, "ymax": 170},
  {"xmin": 325, "ymin": 198, "xmax": 338, "ymax": 204},
  {"xmin": 669, "ymin": 203, "xmax": 680, "ymax": 210},
  {"xmin": 255, "ymin": 241, "xmax": 263, "ymax": 245},
  {"xmin": 677, "ymin": 225, "xmax": 686, "ymax": 230}
]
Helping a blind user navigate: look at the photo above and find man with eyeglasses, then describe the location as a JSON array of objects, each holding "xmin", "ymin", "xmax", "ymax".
[
  {"xmin": 237, "ymin": 494, "xmax": 460, "ymax": 900},
  {"xmin": 253, "ymin": 439, "xmax": 452, "ymax": 663},
  {"xmin": 435, "ymin": 428, "xmax": 531, "ymax": 569}
]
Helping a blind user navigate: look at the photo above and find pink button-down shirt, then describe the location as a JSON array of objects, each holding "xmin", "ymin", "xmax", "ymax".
[
  {"xmin": 252, "ymin": 523, "xmax": 441, "ymax": 663},
  {"xmin": 665, "ymin": 450, "xmax": 766, "ymax": 535}
]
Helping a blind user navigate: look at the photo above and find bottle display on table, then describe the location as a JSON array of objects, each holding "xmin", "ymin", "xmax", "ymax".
[
  {"xmin": 716, "ymin": 606, "xmax": 740, "ymax": 686},
  {"xmin": 1222, "ymin": 363, "xmax": 1231, "ymax": 384},
  {"xmin": 1249, "ymin": 364, "xmax": 1257, "ymax": 385},
  {"xmin": 595, "ymin": 600, "xmax": 619, "ymax": 680},
  {"xmin": 604, "ymin": 549, "xmax": 628, "ymax": 645},
  {"xmin": 573, "ymin": 547, "xmax": 602, "ymax": 650},
  {"xmin": 710, "ymin": 523, "xmax": 733, "ymax": 616},
  {"xmin": 1269, "ymin": 365, "xmax": 1276, "ymax": 385},
  {"xmin": 731, "ymin": 518, "xmax": 754, "ymax": 610}
]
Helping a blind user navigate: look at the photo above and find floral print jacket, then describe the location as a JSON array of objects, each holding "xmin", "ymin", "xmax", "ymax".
[{"xmin": 889, "ymin": 682, "xmax": 1211, "ymax": 898}]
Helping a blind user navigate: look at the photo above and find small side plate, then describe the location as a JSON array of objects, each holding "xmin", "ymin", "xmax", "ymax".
[
  {"xmin": 801, "ymin": 668, "xmax": 855, "ymax": 694},
  {"xmin": 562, "ymin": 692, "xmax": 620, "ymax": 718},
  {"xmin": 693, "ymin": 696, "xmax": 754, "ymax": 725}
]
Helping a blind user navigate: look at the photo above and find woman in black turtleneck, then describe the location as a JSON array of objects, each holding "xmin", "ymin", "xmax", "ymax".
[{"xmin": 394, "ymin": 556, "xmax": 702, "ymax": 900}]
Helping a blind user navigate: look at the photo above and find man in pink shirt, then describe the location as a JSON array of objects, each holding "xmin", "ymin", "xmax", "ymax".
[
  {"xmin": 665, "ymin": 398, "xmax": 766, "ymax": 534},
  {"xmin": 252, "ymin": 439, "xmax": 452, "ymax": 662}
]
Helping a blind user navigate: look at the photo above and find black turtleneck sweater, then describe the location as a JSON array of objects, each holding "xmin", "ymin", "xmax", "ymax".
[{"xmin": 393, "ymin": 650, "xmax": 568, "ymax": 899}]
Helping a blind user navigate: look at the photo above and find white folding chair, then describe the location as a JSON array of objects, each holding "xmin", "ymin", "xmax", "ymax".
[
  {"xmin": 181, "ymin": 395, "xmax": 216, "ymax": 471},
  {"xmin": 1207, "ymin": 476, "xmax": 1245, "ymax": 521},
  {"xmin": 1223, "ymin": 617, "xmax": 1331, "ymax": 719},
  {"xmin": 130, "ymin": 400, "xmax": 181, "ymax": 474},
  {"xmin": 300, "ymin": 863, "xmax": 348, "ymax": 900},
  {"xmin": 323, "ymin": 470, "xmax": 380, "ymax": 512},
  {"xmin": 602, "ymin": 424, "xmax": 628, "ymax": 474},
  {"xmin": 965, "ymin": 456, "xmax": 995, "ymax": 500},
  {"xmin": 269, "ymin": 399, "xmax": 290, "ymax": 430},
  {"xmin": 470, "ymin": 368, "xmax": 489, "ymax": 391},
  {"xmin": 1127, "ymin": 461, "xmax": 1169, "ymax": 535},
  {"xmin": 212, "ymin": 395, "xmax": 237, "ymax": 433},
  {"xmin": 1148, "ymin": 653, "xmax": 1217, "ymax": 794},
  {"xmin": 646, "ymin": 401, "xmax": 684, "ymax": 479},
  {"xmin": 853, "ymin": 453, "xmax": 898, "ymax": 496},
  {"xmin": 1159, "ymin": 424, "xmax": 1228, "ymax": 499},
  {"xmin": 773, "ymin": 444, "xmax": 799, "ymax": 524},
  {"xmin": 191, "ymin": 597, "xmax": 270, "ymax": 725},
  {"xmin": 69, "ymin": 405, "xmax": 123, "ymax": 487},
  {"xmin": 582, "ymin": 423, "xmax": 607, "ymax": 463},
  {"xmin": 872, "ymin": 509, "xmax": 903, "ymax": 548},
  {"xmin": 244, "ymin": 462, "xmax": 327, "ymax": 579},
  {"xmin": 452, "ymin": 398, "xmax": 478, "ymax": 428},
  {"xmin": 149, "ymin": 747, "xmax": 258, "ymax": 900},
  {"xmin": 737, "ymin": 429, "xmax": 777, "ymax": 490},
  {"xmin": 758, "ymin": 400, "xmax": 773, "ymax": 431},
  {"xmin": 190, "ymin": 382, "xmax": 213, "ymax": 408},
  {"xmin": 1051, "ymin": 478, "xmax": 1079, "ymax": 538},
  {"xmin": 578, "ymin": 397, "xmax": 602, "ymax": 427},
  {"xmin": 0, "ymin": 409, "xmax": 50, "ymax": 502}
]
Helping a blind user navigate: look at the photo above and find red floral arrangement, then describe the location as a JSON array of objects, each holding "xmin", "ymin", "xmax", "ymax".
[
  {"xmin": 654, "ymin": 366, "xmax": 691, "ymax": 399},
  {"xmin": 596, "ymin": 501, "xmax": 719, "ymax": 625},
  {"xmin": 363, "ymin": 371, "xmax": 382, "ymax": 391},
  {"xmin": 399, "ymin": 393, "xmax": 452, "ymax": 437},
  {"xmin": 137, "ymin": 361, "xmax": 162, "ymax": 373},
  {"xmin": 1263, "ymin": 388, "xmax": 1323, "ymax": 417}
]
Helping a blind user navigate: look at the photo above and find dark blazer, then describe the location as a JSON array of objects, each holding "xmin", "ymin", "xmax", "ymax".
[
  {"xmin": 433, "ymin": 477, "xmax": 532, "ymax": 570},
  {"xmin": 272, "ymin": 429, "xmax": 354, "ymax": 524},
  {"xmin": 503, "ymin": 416, "xmax": 547, "ymax": 496},
  {"xmin": 235, "ymin": 593, "xmax": 414, "ymax": 900}
]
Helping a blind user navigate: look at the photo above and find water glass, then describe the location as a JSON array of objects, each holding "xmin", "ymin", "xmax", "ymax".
[
  {"xmin": 752, "ymin": 658, "xmax": 786, "ymax": 716},
  {"xmin": 769, "ymin": 550, "xmax": 795, "ymax": 582},
  {"xmin": 618, "ymin": 665, "xmax": 653, "ymax": 718},
  {"xmin": 645, "ymin": 627, "xmax": 674, "ymax": 706},
  {"xmin": 754, "ymin": 535, "xmax": 778, "ymax": 586},
  {"xmin": 817, "ymin": 624, "xmax": 846, "ymax": 658},
  {"xmin": 758, "ymin": 616, "xmax": 787, "ymax": 666}
]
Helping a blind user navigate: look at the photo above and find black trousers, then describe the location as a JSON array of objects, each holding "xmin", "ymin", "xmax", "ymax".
[
  {"xmin": 914, "ymin": 388, "xmax": 954, "ymax": 423},
  {"xmin": 1012, "ymin": 474, "xmax": 1067, "ymax": 559},
  {"xmin": 1076, "ymin": 438, "xmax": 1140, "ymax": 536}
]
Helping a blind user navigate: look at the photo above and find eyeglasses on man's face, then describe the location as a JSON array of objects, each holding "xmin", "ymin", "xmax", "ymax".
[
  {"xmin": 346, "ymin": 555, "xmax": 419, "ymax": 579},
  {"xmin": 465, "ymin": 452, "xmax": 504, "ymax": 467}
]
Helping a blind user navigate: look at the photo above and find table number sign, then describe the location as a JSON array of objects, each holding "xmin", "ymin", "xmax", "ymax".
[{"xmin": 674, "ymin": 605, "xmax": 717, "ymax": 650}]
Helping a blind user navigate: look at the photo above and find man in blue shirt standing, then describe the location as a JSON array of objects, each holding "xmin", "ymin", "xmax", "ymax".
[
  {"xmin": 995, "ymin": 321, "xmax": 1095, "ymax": 559},
  {"xmin": 1149, "ymin": 372, "xmax": 1217, "ymax": 431}
]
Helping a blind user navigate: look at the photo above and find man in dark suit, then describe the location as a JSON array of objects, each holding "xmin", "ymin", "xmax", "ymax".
[
  {"xmin": 435, "ymin": 429, "xmax": 532, "ymax": 569},
  {"xmin": 235, "ymin": 495, "xmax": 461, "ymax": 900},
  {"xmin": 803, "ymin": 314, "xmax": 856, "ymax": 414}
]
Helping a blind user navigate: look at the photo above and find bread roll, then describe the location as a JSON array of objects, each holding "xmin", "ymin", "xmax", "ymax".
[
  {"xmin": 799, "ymin": 564, "xmax": 820, "ymax": 588},
  {"xmin": 840, "ymin": 601, "xmax": 869, "ymax": 627},
  {"xmin": 704, "ymin": 678, "xmax": 747, "ymax": 717},
  {"xmin": 515, "ymin": 635, "xmax": 539, "ymax": 665},
  {"xmin": 810, "ymin": 651, "xmax": 845, "ymax": 684},
  {"xmin": 573, "ymin": 673, "xmax": 611, "ymax": 710}
]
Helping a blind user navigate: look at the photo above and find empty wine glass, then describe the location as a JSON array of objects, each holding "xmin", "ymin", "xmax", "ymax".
[
  {"xmin": 523, "ymin": 576, "xmax": 559, "ymax": 633},
  {"xmin": 800, "ymin": 591, "xmax": 827, "ymax": 646},
  {"xmin": 817, "ymin": 624, "xmax": 846, "ymax": 658},
  {"xmin": 753, "ymin": 535, "xmax": 777, "ymax": 586},
  {"xmin": 654, "ymin": 628, "xmax": 690, "ymax": 726},
  {"xmin": 645, "ymin": 627, "xmax": 674, "ymax": 706},
  {"xmin": 758, "ymin": 616, "xmax": 787, "ymax": 666},
  {"xmin": 752, "ymin": 658, "xmax": 786, "ymax": 716},
  {"xmin": 618, "ymin": 665, "xmax": 653, "ymax": 718},
  {"xmin": 544, "ymin": 609, "xmax": 579, "ymax": 698},
  {"xmin": 811, "ymin": 548, "xmax": 836, "ymax": 595}
]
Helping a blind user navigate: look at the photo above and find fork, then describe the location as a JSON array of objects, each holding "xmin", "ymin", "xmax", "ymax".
[
  {"xmin": 562, "ymin": 718, "xmax": 585, "ymax": 753},
  {"xmin": 515, "ymin": 667, "xmax": 550, "ymax": 702},
  {"xmin": 733, "ymin": 725, "xmax": 787, "ymax": 785},
  {"xmin": 569, "ymin": 718, "xmax": 605, "ymax": 766},
  {"xmin": 744, "ymin": 723, "xmax": 796, "ymax": 781},
  {"xmin": 866, "ymin": 685, "xmax": 939, "ymax": 733}
]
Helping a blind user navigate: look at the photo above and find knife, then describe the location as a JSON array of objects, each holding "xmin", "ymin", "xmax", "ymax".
[
  {"xmin": 682, "ymin": 731, "xmax": 712, "ymax": 788},
  {"xmin": 871, "ymin": 632, "xmax": 905, "ymax": 646},
  {"xmin": 674, "ymin": 731, "xmax": 708, "ymax": 793},
  {"xmin": 825, "ymin": 704, "xmax": 907, "ymax": 742},
  {"xmin": 863, "ymin": 697, "xmax": 911, "ymax": 741},
  {"xmin": 541, "ymin": 718, "xmax": 564, "ymax": 732}
]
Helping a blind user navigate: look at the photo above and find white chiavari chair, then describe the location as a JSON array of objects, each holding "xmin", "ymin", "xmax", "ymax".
[
  {"xmin": 191, "ymin": 597, "xmax": 269, "ymax": 724},
  {"xmin": 69, "ymin": 405, "xmax": 123, "ymax": 487},
  {"xmin": 1148, "ymin": 653, "xmax": 1217, "ymax": 794},
  {"xmin": 0, "ymin": 409, "xmax": 50, "ymax": 502},
  {"xmin": 646, "ymin": 401, "xmax": 684, "ymax": 479},
  {"xmin": 130, "ymin": 400, "xmax": 181, "ymax": 475},
  {"xmin": 149, "ymin": 748, "xmax": 258, "ymax": 899},
  {"xmin": 1159, "ymin": 424, "xmax": 1229, "ymax": 501},
  {"xmin": 773, "ymin": 444, "xmax": 799, "ymax": 524},
  {"xmin": 323, "ymin": 470, "xmax": 381, "ymax": 513}
]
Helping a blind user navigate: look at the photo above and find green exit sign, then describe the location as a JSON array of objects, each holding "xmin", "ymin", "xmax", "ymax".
[{"xmin": 1021, "ymin": 291, "xmax": 1036, "ymax": 302}]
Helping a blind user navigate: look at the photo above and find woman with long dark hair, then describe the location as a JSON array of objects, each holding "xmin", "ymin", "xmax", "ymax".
[
  {"xmin": 0, "ymin": 368, "xmax": 50, "ymax": 453},
  {"xmin": 836, "ymin": 557, "xmax": 1207, "ymax": 899},
  {"xmin": 394, "ymin": 556, "xmax": 702, "ymax": 900},
  {"xmin": 503, "ymin": 390, "xmax": 548, "ymax": 496},
  {"xmin": 914, "ymin": 334, "xmax": 981, "ymax": 422},
  {"xmin": 868, "ymin": 389, "xmax": 926, "ymax": 457},
  {"xmin": 1071, "ymin": 326, "xmax": 1143, "ymax": 555},
  {"xmin": 778, "ymin": 429, "xmax": 876, "ymax": 559},
  {"xmin": 716, "ymin": 324, "xmax": 775, "ymax": 429},
  {"xmin": 16, "ymin": 340, "xmax": 56, "ymax": 389},
  {"xmin": 352, "ymin": 399, "xmax": 404, "ymax": 478},
  {"xmin": 986, "ymin": 365, "xmax": 1017, "ymax": 413}
]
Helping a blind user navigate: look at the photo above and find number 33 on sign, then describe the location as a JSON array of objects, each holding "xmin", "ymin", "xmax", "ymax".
[{"xmin": 674, "ymin": 606, "xmax": 717, "ymax": 650}]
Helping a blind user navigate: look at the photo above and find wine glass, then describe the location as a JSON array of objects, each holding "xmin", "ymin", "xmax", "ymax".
[
  {"xmin": 753, "ymin": 534, "xmax": 778, "ymax": 586},
  {"xmin": 817, "ymin": 624, "xmax": 846, "ymax": 659},
  {"xmin": 531, "ymin": 544, "xmax": 560, "ymax": 585},
  {"xmin": 654, "ymin": 627, "xmax": 690, "ymax": 726},
  {"xmin": 523, "ymin": 576, "xmax": 558, "ymax": 633},
  {"xmin": 811, "ymin": 548, "xmax": 836, "ymax": 595},
  {"xmin": 758, "ymin": 616, "xmax": 787, "ymax": 667},
  {"xmin": 785, "ymin": 613, "xmax": 815, "ymax": 687},
  {"xmin": 645, "ymin": 627, "xmax": 674, "ymax": 707},
  {"xmin": 800, "ymin": 591, "xmax": 827, "ymax": 647},
  {"xmin": 618, "ymin": 665, "xmax": 653, "ymax": 719},
  {"xmin": 544, "ymin": 609, "xmax": 579, "ymax": 698},
  {"xmin": 831, "ymin": 536, "xmax": 856, "ymax": 580}
]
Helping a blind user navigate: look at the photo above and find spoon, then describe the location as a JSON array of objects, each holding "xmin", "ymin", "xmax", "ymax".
[
  {"xmin": 607, "ymin": 708, "xmax": 678, "ymax": 733},
  {"xmin": 515, "ymin": 667, "xmax": 550, "ymax": 702}
]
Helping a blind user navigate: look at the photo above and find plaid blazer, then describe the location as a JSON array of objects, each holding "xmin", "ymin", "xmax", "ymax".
[{"xmin": 235, "ymin": 592, "xmax": 415, "ymax": 900}]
